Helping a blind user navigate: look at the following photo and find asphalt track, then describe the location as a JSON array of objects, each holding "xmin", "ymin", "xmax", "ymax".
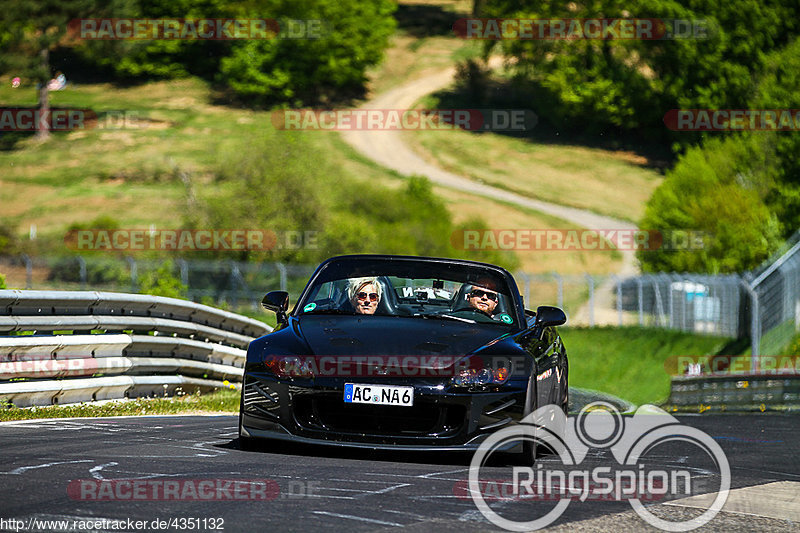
[{"xmin": 1, "ymin": 413, "xmax": 798, "ymax": 532}]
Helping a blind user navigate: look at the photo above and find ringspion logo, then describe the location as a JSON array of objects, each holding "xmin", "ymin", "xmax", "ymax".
[{"xmin": 468, "ymin": 403, "xmax": 730, "ymax": 531}]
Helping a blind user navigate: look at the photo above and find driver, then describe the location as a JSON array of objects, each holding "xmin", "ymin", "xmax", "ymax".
[
  {"xmin": 467, "ymin": 281, "xmax": 499, "ymax": 317},
  {"xmin": 347, "ymin": 277, "xmax": 382, "ymax": 315}
]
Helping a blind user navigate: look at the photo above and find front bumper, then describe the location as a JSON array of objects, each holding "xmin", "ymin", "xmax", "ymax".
[{"xmin": 241, "ymin": 371, "xmax": 527, "ymax": 451}]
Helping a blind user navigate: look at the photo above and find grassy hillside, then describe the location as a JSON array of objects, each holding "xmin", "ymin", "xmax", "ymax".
[
  {"xmin": 561, "ymin": 326, "xmax": 734, "ymax": 406},
  {"xmin": 0, "ymin": 76, "xmax": 627, "ymax": 275},
  {"xmin": 407, "ymin": 125, "xmax": 663, "ymax": 223}
]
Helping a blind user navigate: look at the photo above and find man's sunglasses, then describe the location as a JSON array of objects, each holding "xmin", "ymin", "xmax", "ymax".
[
  {"xmin": 357, "ymin": 292, "xmax": 379, "ymax": 302},
  {"xmin": 470, "ymin": 289, "xmax": 498, "ymax": 301}
]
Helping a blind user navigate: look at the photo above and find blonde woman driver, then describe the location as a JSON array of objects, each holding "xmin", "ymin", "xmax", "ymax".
[{"xmin": 347, "ymin": 277, "xmax": 382, "ymax": 315}]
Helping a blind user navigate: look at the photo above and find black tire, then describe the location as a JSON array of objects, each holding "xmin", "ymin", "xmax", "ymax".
[{"xmin": 521, "ymin": 438, "xmax": 538, "ymax": 465}]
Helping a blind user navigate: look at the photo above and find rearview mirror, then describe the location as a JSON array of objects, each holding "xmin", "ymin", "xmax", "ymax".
[
  {"xmin": 535, "ymin": 305, "xmax": 566, "ymax": 328},
  {"xmin": 262, "ymin": 290, "xmax": 289, "ymax": 325}
]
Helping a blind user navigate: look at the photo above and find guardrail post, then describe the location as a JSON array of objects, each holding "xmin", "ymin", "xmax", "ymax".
[
  {"xmin": 276, "ymin": 262, "xmax": 288, "ymax": 292},
  {"xmin": 77, "ymin": 256, "xmax": 87, "ymax": 290}
]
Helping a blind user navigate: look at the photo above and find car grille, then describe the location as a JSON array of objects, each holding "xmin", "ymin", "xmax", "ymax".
[
  {"xmin": 243, "ymin": 381, "xmax": 280, "ymax": 419},
  {"xmin": 293, "ymin": 394, "xmax": 464, "ymax": 436}
]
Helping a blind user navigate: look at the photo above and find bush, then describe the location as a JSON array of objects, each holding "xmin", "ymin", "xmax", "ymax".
[
  {"xmin": 137, "ymin": 260, "xmax": 188, "ymax": 299},
  {"xmin": 47, "ymin": 256, "xmax": 130, "ymax": 285},
  {"xmin": 638, "ymin": 135, "xmax": 781, "ymax": 273},
  {"xmin": 218, "ymin": 0, "xmax": 396, "ymax": 105},
  {"xmin": 188, "ymin": 131, "xmax": 520, "ymax": 271}
]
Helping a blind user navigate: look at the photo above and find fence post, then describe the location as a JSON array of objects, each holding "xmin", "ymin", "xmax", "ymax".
[
  {"xmin": 636, "ymin": 277, "xmax": 644, "ymax": 326},
  {"xmin": 177, "ymin": 259, "xmax": 189, "ymax": 288},
  {"xmin": 585, "ymin": 274, "xmax": 594, "ymax": 327},
  {"xmin": 667, "ymin": 274, "xmax": 675, "ymax": 329},
  {"xmin": 276, "ymin": 262, "xmax": 287, "ymax": 292},
  {"xmin": 126, "ymin": 257, "xmax": 138, "ymax": 292},
  {"xmin": 552, "ymin": 272, "xmax": 563, "ymax": 309},
  {"xmin": 77, "ymin": 256, "xmax": 87, "ymax": 290},
  {"xmin": 740, "ymin": 278, "xmax": 760, "ymax": 369},
  {"xmin": 22, "ymin": 254, "xmax": 32, "ymax": 289},
  {"xmin": 516, "ymin": 271, "xmax": 530, "ymax": 309},
  {"xmin": 613, "ymin": 275, "xmax": 622, "ymax": 326}
]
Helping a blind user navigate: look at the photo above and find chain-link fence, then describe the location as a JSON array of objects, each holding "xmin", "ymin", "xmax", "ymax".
[
  {"xmin": 744, "ymin": 232, "xmax": 800, "ymax": 360},
  {"xmin": 0, "ymin": 255, "xmax": 316, "ymax": 311},
  {"xmin": 3, "ymin": 234, "xmax": 800, "ymax": 361}
]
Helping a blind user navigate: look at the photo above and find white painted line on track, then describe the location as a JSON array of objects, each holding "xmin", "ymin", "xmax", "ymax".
[
  {"xmin": 1, "ymin": 460, "xmax": 94, "ymax": 475},
  {"xmin": 663, "ymin": 481, "xmax": 800, "ymax": 522},
  {"xmin": 311, "ymin": 511, "xmax": 403, "ymax": 527}
]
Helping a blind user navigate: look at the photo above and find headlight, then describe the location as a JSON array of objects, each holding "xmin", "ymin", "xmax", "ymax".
[
  {"xmin": 450, "ymin": 358, "xmax": 512, "ymax": 389},
  {"xmin": 265, "ymin": 356, "xmax": 315, "ymax": 378}
]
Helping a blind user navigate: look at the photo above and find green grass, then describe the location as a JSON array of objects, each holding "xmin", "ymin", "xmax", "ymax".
[
  {"xmin": 561, "ymin": 326, "xmax": 735, "ymax": 406},
  {"xmin": 406, "ymin": 112, "xmax": 663, "ymax": 223},
  {"xmin": 0, "ymin": 388, "xmax": 239, "ymax": 421}
]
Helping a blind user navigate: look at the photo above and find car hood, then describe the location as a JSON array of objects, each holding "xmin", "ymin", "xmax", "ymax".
[{"xmin": 296, "ymin": 315, "xmax": 508, "ymax": 357}]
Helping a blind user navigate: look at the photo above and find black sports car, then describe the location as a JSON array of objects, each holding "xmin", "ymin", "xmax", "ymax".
[{"xmin": 239, "ymin": 254, "xmax": 568, "ymax": 459}]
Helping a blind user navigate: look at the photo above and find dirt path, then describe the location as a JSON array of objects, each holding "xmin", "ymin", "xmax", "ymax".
[{"xmin": 341, "ymin": 61, "xmax": 638, "ymax": 278}]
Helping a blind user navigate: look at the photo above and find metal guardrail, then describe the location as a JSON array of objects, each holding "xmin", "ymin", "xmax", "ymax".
[
  {"xmin": 0, "ymin": 290, "xmax": 271, "ymax": 407},
  {"xmin": 668, "ymin": 373, "xmax": 800, "ymax": 412}
]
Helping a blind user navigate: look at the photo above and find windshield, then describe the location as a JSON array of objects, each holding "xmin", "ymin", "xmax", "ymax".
[{"xmin": 295, "ymin": 258, "xmax": 520, "ymax": 327}]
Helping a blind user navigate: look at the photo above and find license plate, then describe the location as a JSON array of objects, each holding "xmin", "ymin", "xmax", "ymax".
[{"xmin": 344, "ymin": 383, "xmax": 413, "ymax": 406}]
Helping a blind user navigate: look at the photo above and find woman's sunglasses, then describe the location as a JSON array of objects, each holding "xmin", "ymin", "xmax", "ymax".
[
  {"xmin": 357, "ymin": 292, "xmax": 379, "ymax": 302},
  {"xmin": 470, "ymin": 289, "xmax": 498, "ymax": 301}
]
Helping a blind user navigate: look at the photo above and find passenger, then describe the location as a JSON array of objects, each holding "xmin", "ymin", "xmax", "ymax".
[
  {"xmin": 467, "ymin": 282, "xmax": 499, "ymax": 317},
  {"xmin": 347, "ymin": 277, "xmax": 382, "ymax": 315}
]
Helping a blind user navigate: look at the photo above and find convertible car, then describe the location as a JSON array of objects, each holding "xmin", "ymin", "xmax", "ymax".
[{"xmin": 238, "ymin": 254, "xmax": 568, "ymax": 460}]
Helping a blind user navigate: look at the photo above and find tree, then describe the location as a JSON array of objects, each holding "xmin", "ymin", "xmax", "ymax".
[
  {"xmin": 750, "ymin": 37, "xmax": 800, "ymax": 239},
  {"xmin": 0, "ymin": 1, "xmax": 97, "ymax": 139},
  {"xmin": 218, "ymin": 0, "xmax": 396, "ymax": 106},
  {"xmin": 637, "ymin": 135, "xmax": 782, "ymax": 273},
  {"xmin": 482, "ymin": 0, "xmax": 799, "ymax": 141}
]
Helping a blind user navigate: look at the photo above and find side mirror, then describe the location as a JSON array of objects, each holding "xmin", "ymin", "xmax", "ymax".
[
  {"xmin": 262, "ymin": 291, "xmax": 289, "ymax": 325},
  {"xmin": 535, "ymin": 305, "xmax": 566, "ymax": 328}
]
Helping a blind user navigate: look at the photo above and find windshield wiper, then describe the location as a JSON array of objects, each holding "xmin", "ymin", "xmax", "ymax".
[
  {"xmin": 300, "ymin": 308, "xmax": 354, "ymax": 316},
  {"xmin": 419, "ymin": 313, "xmax": 476, "ymax": 324}
]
